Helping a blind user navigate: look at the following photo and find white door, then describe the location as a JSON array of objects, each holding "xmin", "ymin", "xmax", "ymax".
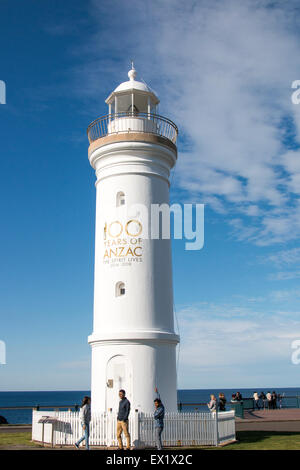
[{"xmin": 106, "ymin": 355, "xmax": 132, "ymax": 413}]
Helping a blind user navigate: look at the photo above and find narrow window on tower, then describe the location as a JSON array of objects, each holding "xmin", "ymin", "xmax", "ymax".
[
  {"xmin": 116, "ymin": 281, "xmax": 125, "ymax": 297},
  {"xmin": 116, "ymin": 191, "xmax": 125, "ymax": 207}
]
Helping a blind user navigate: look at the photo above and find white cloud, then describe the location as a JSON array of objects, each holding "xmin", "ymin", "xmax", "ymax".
[
  {"xmin": 258, "ymin": 247, "xmax": 300, "ymax": 280},
  {"xmin": 269, "ymin": 271, "xmax": 300, "ymax": 280},
  {"xmin": 269, "ymin": 288, "xmax": 300, "ymax": 301},
  {"xmin": 73, "ymin": 0, "xmax": 300, "ymax": 245},
  {"xmin": 176, "ymin": 303, "xmax": 300, "ymax": 387}
]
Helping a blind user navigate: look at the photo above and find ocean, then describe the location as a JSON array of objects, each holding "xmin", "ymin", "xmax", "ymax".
[{"xmin": 0, "ymin": 388, "xmax": 299, "ymax": 424}]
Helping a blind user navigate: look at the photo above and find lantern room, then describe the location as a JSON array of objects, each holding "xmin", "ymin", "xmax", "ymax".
[
  {"xmin": 87, "ymin": 64, "xmax": 178, "ymax": 144},
  {"xmin": 105, "ymin": 64, "xmax": 159, "ymax": 116}
]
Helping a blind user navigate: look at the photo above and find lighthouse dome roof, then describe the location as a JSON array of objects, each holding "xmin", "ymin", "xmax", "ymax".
[
  {"xmin": 106, "ymin": 65, "xmax": 159, "ymax": 105},
  {"xmin": 114, "ymin": 79, "xmax": 151, "ymax": 93}
]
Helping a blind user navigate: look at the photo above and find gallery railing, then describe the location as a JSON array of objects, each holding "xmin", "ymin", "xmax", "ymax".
[{"xmin": 87, "ymin": 112, "xmax": 178, "ymax": 145}]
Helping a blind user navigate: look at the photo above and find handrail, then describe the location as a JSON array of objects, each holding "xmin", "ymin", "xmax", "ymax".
[
  {"xmin": 1, "ymin": 396, "xmax": 298, "ymax": 412},
  {"xmin": 87, "ymin": 112, "xmax": 178, "ymax": 145},
  {"xmin": 0, "ymin": 405, "xmax": 80, "ymax": 410}
]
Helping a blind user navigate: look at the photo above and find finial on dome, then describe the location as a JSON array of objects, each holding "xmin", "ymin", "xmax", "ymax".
[{"xmin": 128, "ymin": 60, "xmax": 137, "ymax": 81}]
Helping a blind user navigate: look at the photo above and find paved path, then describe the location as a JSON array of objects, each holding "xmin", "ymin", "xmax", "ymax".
[
  {"xmin": 242, "ymin": 409, "xmax": 300, "ymax": 421},
  {"xmin": 0, "ymin": 425, "xmax": 32, "ymax": 434},
  {"xmin": 236, "ymin": 409, "xmax": 300, "ymax": 432}
]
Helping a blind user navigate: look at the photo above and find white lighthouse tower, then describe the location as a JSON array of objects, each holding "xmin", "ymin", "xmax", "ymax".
[{"xmin": 87, "ymin": 65, "xmax": 179, "ymax": 414}]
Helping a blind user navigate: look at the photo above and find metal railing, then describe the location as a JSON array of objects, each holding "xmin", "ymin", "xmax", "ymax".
[
  {"xmin": 2, "ymin": 396, "xmax": 300, "ymax": 424},
  {"xmin": 0, "ymin": 405, "xmax": 80, "ymax": 410},
  {"xmin": 87, "ymin": 112, "xmax": 178, "ymax": 145},
  {"xmin": 177, "ymin": 396, "xmax": 300, "ymax": 419}
]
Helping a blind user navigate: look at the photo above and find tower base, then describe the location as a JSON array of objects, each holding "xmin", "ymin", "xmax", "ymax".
[{"xmin": 89, "ymin": 334, "xmax": 179, "ymax": 414}]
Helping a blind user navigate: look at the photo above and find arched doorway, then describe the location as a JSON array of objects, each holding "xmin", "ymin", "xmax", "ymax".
[{"xmin": 106, "ymin": 355, "xmax": 132, "ymax": 413}]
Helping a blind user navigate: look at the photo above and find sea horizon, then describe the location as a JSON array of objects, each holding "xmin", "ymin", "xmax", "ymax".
[{"xmin": 1, "ymin": 386, "xmax": 299, "ymax": 393}]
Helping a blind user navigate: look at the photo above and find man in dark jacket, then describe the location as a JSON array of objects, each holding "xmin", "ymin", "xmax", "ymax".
[{"xmin": 117, "ymin": 389, "xmax": 131, "ymax": 450}]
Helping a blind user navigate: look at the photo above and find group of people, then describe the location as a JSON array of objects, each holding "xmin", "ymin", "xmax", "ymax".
[
  {"xmin": 230, "ymin": 391, "xmax": 243, "ymax": 403},
  {"xmin": 207, "ymin": 392, "xmax": 227, "ymax": 412},
  {"xmin": 207, "ymin": 390, "xmax": 283, "ymax": 413},
  {"xmin": 253, "ymin": 391, "xmax": 282, "ymax": 410},
  {"xmin": 75, "ymin": 388, "xmax": 165, "ymax": 451}
]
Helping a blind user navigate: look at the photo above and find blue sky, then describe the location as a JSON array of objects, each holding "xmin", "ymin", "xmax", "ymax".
[{"xmin": 1, "ymin": 0, "xmax": 300, "ymax": 391}]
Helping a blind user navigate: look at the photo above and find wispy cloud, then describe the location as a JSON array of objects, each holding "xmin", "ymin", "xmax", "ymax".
[
  {"xmin": 261, "ymin": 247, "xmax": 300, "ymax": 266},
  {"xmin": 177, "ymin": 302, "xmax": 300, "ymax": 387},
  {"xmin": 269, "ymin": 271, "xmax": 300, "ymax": 281},
  {"xmin": 269, "ymin": 288, "xmax": 300, "ymax": 301},
  {"xmin": 62, "ymin": 0, "xmax": 300, "ymax": 246}
]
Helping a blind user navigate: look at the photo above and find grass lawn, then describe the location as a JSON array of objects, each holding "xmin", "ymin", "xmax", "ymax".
[
  {"xmin": 0, "ymin": 432, "xmax": 41, "ymax": 448},
  {"xmin": 0, "ymin": 430, "xmax": 300, "ymax": 450},
  {"xmin": 222, "ymin": 431, "xmax": 300, "ymax": 450}
]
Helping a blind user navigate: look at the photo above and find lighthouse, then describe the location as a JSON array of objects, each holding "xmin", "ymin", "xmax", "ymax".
[{"xmin": 87, "ymin": 65, "xmax": 179, "ymax": 414}]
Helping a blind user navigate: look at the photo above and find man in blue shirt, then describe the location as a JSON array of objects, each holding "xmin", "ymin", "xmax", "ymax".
[
  {"xmin": 117, "ymin": 389, "xmax": 131, "ymax": 450},
  {"xmin": 153, "ymin": 388, "xmax": 165, "ymax": 450}
]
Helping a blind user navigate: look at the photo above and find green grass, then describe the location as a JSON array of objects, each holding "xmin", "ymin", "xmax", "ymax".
[
  {"xmin": 0, "ymin": 430, "xmax": 300, "ymax": 450},
  {"xmin": 221, "ymin": 431, "xmax": 300, "ymax": 450},
  {"xmin": 0, "ymin": 432, "xmax": 40, "ymax": 448}
]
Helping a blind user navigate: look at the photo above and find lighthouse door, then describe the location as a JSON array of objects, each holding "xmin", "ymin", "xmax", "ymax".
[{"xmin": 106, "ymin": 355, "xmax": 132, "ymax": 413}]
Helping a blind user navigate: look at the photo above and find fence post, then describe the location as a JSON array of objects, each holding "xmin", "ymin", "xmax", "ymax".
[
  {"xmin": 214, "ymin": 410, "xmax": 219, "ymax": 447},
  {"xmin": 133, "ymin": 409, "xmax": 140, "ymax": 449},
  {"xmin": 241, "ymin": 402, "xmax": 244, "ymax": 419},
  {"xmin": 107, "ymin": 409, "xmax": 113, "ymax": 448}
]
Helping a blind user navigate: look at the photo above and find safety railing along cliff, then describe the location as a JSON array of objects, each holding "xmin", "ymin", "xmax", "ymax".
[{"xmin": 87, "ymin": 112, "xmax": 178, "ymax": 145}]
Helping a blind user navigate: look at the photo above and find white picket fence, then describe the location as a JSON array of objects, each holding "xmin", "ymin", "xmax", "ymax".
[{"xmin": 32, "ymin": 409, "xmax": 236, "ymax": 448}]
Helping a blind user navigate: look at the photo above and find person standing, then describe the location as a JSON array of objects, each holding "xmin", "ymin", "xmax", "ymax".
[
  {"xmin": 117, "ymin": 389, "xmax": 131, "ymax": 450},
  {"xmin": 207, "ymin": 394, "xmax": 217, "ymax": 412},
  {"xmin": 231, "ymin": 393, "xmax": 237, "ymax": 403},
  {"xmin": 75, "ymin": 396, "xmax": 91, "ymax": 450},
  {"xmin": 236, "ymin": 391, "xmax": 243, "ymax": 402},
  {"xmin": 266, "ymin": 391, "xmax": 272, "ymax": 409},
  {"xmin": 253, "ymin": 391, "xmax": 260, "ymax": 410},
  {"xmin": 259, "ymin": 391, "xmax": 266, "ymax": 409},
  {"xmin": 271, "ymin": 391, "xmax": 277, "ymax": 409},
  {"xmin": 153, "ymin": 387, "xmax": 165, "ymax": 451},
  {"xmin": 218, "ymin": 393, "xmax": 226, "ymax": 411}
]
